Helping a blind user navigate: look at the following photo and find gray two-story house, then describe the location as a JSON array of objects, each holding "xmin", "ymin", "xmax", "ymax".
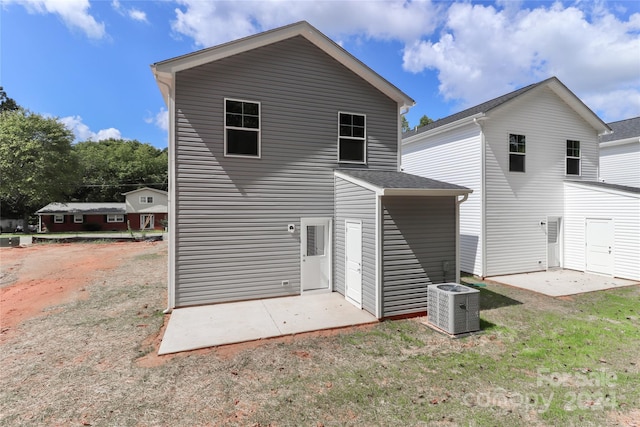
[{"xmin": 152, "ymin": 21, "xmax": 471, "ymax": 319}]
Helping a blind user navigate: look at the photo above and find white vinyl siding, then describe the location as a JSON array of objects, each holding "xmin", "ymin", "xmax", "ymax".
[
  {"xmin": 600, "ymin": 142, "xmax": 640, "ymax": 187},
  {"xmin": 564, "ymin": 182, "xmax": 640, "ymax": 281},
  {"xmin": 173, "ymin": 36, "xmax": 398, "ymax": 307},
  {"xmin": 483, "ymin": 86, "xmax": 600, "ymax": 276},
  {"xmin": 402, "ymin": 123, "xmax": 483, "ymax": 275},
  {"xmin": 334, "ymin": 177, "xmax": 377, "ymax": 315}
]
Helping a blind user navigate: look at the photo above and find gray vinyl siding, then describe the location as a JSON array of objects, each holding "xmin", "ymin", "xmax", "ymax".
[
  {"xmin": 382, "ymin": 196, "xmax": 457, "ymax": 317},
  {"xmin": 334, "ymin": 177, "xmax": 377, "ymax": 315},
  {"xmin": 174, "ymin": 36, "xmax": 398, "ymax": 307},
  {"xmin": 483, "ymin": 86, "xmax": 601, "ymax": 276}
]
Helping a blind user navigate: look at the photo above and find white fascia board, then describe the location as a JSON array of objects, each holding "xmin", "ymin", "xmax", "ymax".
[
  {"xmin": 564, "ymin": 181, "xmax": 640, "ymax": 199},
  {"xmin": 600, "ymin": 137, "xmax": 640, "ymax": 149},
  {"xmin": 402, "ymin": 113, "xmax": 485, "ymax": 146},
  {"xmin": 151, "ymin": 21, "xmax": 414, "ymax": 110},
  {"xmin": 381, "ymin": 188, "xmax": 473, "ymax": 197}
]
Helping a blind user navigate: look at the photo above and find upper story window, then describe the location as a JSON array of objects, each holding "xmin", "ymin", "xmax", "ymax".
[
  {"xmin": 509, "ymin": 133, "xmax": 526, "ymax": 172},
  {"xmin": 566, "ymin": 140, "xmax": 581, "ymax": 175},
  {"xmin": 225, "ymin": 98, "xmax": 260, "ymax": 157},
  {"xmin": 338, "ymin": 112, "xmax": 366, "ymax": 164},
  {"xmin": 139, "ymin": 196, "xmax": 154, "ymax": 204}
]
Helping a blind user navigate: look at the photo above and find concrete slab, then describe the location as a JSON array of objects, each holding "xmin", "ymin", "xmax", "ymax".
[
  {"xmin": 486, "ymin": 269, "xmax": 639, "ymax": 297},
  {"xmin": 159, "ymin": 292, "xmax": 377, "ymax": 355}
]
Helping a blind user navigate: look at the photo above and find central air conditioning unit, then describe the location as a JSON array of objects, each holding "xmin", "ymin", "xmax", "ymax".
[{"xmin": 427, "ymin": 283, "xmax": 480, "ymax": 335}]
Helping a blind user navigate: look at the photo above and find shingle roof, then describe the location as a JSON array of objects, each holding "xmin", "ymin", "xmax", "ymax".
[
  {"xmin": 601, "ymin": 116, "xmax": 640, "ymax": 143},
  {"xmin": 36, "ymin": 203, "xmax": 126, "ymax": 214},
  {"xmin": 336, "ymin": 169, "xmax": 471, "ymax": 192},
  {"xmin": 565, "ymin": 180, "xmax": 640, "ymax": 195}
]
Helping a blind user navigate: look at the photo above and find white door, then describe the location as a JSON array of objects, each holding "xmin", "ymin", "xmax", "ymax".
[
  {"xmin": 301, "ymin": 218, "xmax": 331, "ymax": 292},
  {"xmin": 585, "ymin": 218, "xmax": 614, "ymax": 276},
  {"xmin": 547, "ymin": 216, "xmax": 561, "ymax": 269},
  {"xmin": 140, "ymin": 214, "xmax": 154, "ymax": 230},
  {"xmin": 345, "ymin": 220, "xmax": 362, "ymax": 307}
]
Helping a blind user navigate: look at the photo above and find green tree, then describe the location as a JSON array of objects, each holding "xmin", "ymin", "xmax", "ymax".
[
  {"xmin": 418, "ymin": 114, "xmax": 434, "ymax": 128},
  {"xmin": 401, "ymin": 115, "xmax": 410, "ymax": 133},
  {"xmin": 72, "ymin": 139, "xmax": 168, "ymax": 202},
  {"xmin": 0, "ymin": 87, "xmax": 20, "ymax": 112},
  {"xmin": 0, "ymin": 109, "xmax": 79, "ymax": 219}
]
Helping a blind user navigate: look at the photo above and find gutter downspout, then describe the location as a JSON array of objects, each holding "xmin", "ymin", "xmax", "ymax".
[
  {"xmin": 473, "ymin": 117, "xmax": 487, "ymax": 278},
  {"xmin": 155, "ymin": 76, "xmax": 175, "ymax": 315},
  {"xmin": 455, "ymin": 193, "xmax": 470, "ymax": 284}
]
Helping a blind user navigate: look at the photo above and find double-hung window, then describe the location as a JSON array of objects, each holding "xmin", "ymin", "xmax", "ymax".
[
  {"xmin": 225, "ymin": 99, "xmax": 260, "ymax": 157},
  {"xmin": 338, "ymin": 112, "xmax": 366, "ymax": 163},
  {"xmin": 107, "ymin": 214, "xmax": 124, "ymax": 223},
  {"xmin": 509, "ymin": 134, "xmax": 526, "ymax": 172},
  {"xmin": 74, "ymin": 214, "xmax": 83, "ymax": 223},
  {"xmin": 566, "ymin": 140, "xmax": 580, "ymax": 175},
  {"xmin": 54, "ymin": 214, "xmax": 64, "ymax": 223},
  {"xmin": 139, "ymin": 196, "xmax": 154, "ymax": 204}
]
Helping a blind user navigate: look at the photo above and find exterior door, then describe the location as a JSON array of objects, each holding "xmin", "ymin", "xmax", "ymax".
[
  {"xmin": 345, "ymin": 220, "xmax": 362, "ymax": 307},
  {"xmin": 547, "ymin": 216, "xmax": 561, "ymax": 269},
  {"xmin": 140, "ymin": 214, "xmax": 154, "ymax": 230},
  {"xmin": 585, "ymin": 218, "xmax": 613, "ymax": 276},
  {"xmin": 301, "ymin": 218, "xmax": 331, "ymax": 292}
]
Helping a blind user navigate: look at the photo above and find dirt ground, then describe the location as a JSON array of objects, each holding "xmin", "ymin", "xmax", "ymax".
[
  {"xmin": 1, "ymin": 241, "xmax": 638, "ymax": 426},
  {"xmin": 0, "ymin": 242, "xmax": 157, "ymax": 342}
]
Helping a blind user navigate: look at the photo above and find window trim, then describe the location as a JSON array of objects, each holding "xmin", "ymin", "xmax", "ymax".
[
  {"xmin": 508, "ymin": 133, "xmax": 526, "ymax": 173},
  {"xmin": 107, "ymin": 214, "xmax": 124, "ymax": 223},
  {"xmin": 224, "ymin": 98, "xmax": 261, "ymax": 158},
  {"xmin": 73, "ymin": 214, "xmax": 83, "ymax": 223},
  {"xmin": 337, "ymin": 111, "xmax": 367, "ymax": 164},
  {"xmin": 139, "ymin": 196, "xmax": 154, "ymax": 204},
  {"xmin": 566, "ymin": 139, "xmax": 581, "ymax": 176},
  {"xmin": 54, "ymin": 214, "xmax": 64, "ymax": 224}
]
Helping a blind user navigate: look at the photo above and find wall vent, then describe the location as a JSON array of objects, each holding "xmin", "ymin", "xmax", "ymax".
[{"xmin": 427, "ymin": 283, "xmax": 480, "ymax": 335}]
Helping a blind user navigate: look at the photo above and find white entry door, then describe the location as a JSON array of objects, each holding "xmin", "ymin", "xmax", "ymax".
[
  {"xmin": 547, "ymin": 216, "xmax": 562, "ymax": 269},
  {"xmin": 345, "ymin": 220, "xmax": 362, "ymax": 307},
  {"xmin": 585, "ymin": 218, "xmax": 613, "ymax": 276},
  {"xmin": 301, "ymin": 218, "xmax": 332, "ymax": 292}
]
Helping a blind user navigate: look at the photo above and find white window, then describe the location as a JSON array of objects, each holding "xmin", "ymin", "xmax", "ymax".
[
  {"xmin": 74, "ymin": 214, "xmax": 83, "ymax": 223},
  {"xmin": 107, "ymin": 214, "xmax": 124, "ymax": 223},
  {"xmin": 139, "ymin": 196, "xmax": 154, "ymax": 204},
  {"xmin": 509, "ymin": 133, "xmax": 526, "ymax": 172},
  {"xmin": 224, "ymin": 98, "xmax": 260, "ymax": 157},
  {"xmin": 54, "ymin": 214, "xmax": 64, "ymax": 223},
  {"xmin": 566, "ymin": 140, "xmax": 580, "ymax": 175},
  {"xmin": 338, "ymin": 112, "xmax": 366, "ymax": 163}
]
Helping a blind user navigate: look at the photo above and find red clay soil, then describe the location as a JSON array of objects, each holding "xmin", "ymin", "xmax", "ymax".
[{"xmin": 0, "ymin": 242, "xmax": 152, "ymax": 343}]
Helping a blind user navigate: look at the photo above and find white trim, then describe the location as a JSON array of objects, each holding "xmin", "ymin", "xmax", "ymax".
[
  {"xmin": 564, "ymin": 181, "xmax": 640, "ymax": 199},
  {"xmin": 334, "ymin": 170, "xmax": 380, "ymax": 193},
  {"xmin": 375, "ymin": 196, "xmax": 382, "ymax": 318},
  {"xmin": 300, "ymin": 217, "xmax": 333, "ymax": 294},
  {"xmin": 600, "ymin": 137, "xmax": 640, "ymax": 148},
  {"xmin": 167, "ymin": 80, "xmax": 177, "ymax": 311},
  {"xmin": 565, "ymin": 139, "xmax": 581, "ymax": 176},
  {"xmin": 508, "ymin": 132, "xmax": 526, "ymax": 173},
  {"xmin": 54, "ymin": 214, "xmax": 64, "ymax": 223},
  {"xmin": 402, "ymin": 113, "xmax": 486, "ymax": 146},
  {"xmin": 333, "ymin": 170, "xmax": 472, "ymax": 197},
  {"xmin": 337, "ymin": 111, "xmax": 367, "ymax": 164},
  {"xmin": 73, "ymin": 214, "xmax": 83, "ymax": 224},
  {"xmin": 152, "ymin": 22, "xmax": 414, "ymax": 110},
  {"xmin": 344, "ymin": 219, "xmax": 363, "ymax": 309},
  {"xmin": 122, "ymin": 187, "xmax": 168, "ymax": 196},
  {"xmin": 224, "ymin": 98, "xmax": 261, "ymax": 158},
  {"xmin": 107, "ymin": 214, "xmax": 124, "ymax": 223}
]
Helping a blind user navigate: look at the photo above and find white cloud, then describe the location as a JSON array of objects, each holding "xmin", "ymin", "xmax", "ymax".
[
  {"xmin": 145, "ymin": 107, "xmax": 168, "ymax": 132},
  {"xmin": 59, "ymin": 115, "xmax": 122, "ymax": 142},
  {"xmin": 10, "ymin": 0, "xmax": 105, "ymax": 39},
  {"xmin": 401, "ymin": 2, "xmax": 640, "ymax": 115},
  {"xmin": 171, "ymin": 0, "xmax": 440, "ymax": 47},
  {"xmin": 111, "ymin": 0, "xmax": 147, "ymax": 23}
]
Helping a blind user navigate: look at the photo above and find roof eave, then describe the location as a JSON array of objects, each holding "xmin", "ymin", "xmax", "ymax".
[
  {"xmin": 600, "ymin": 136, "xmax": 640, "ymax": 148},
  {"xmin": 402, "ymin": 113, "xmax": 485, "ymax": 145},
  {"xmin": 382, "ymin": 188, "xmax": 473, "ymax": 197}
]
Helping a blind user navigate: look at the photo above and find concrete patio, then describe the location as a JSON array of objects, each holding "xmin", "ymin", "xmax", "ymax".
[
  {"xmin": 485, "ymin": 269, "xmax": 639, "ymax": 297},
  {"xmin": 159, "ymin": 292, "xmax": 377, "ymax": 355}
]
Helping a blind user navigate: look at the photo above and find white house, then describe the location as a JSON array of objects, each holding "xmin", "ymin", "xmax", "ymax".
[
  {"xmin": 600, "ymin": 116, "xmax": 640, "ymax": 188},
  {"xmin": 402, "ymin": 77, "xmax": 624, "ymax": 278}
]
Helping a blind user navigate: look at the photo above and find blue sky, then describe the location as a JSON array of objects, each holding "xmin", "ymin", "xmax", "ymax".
[{"xmin": 1, "ymin": 0, "xmax": 639, "ymax": 149}]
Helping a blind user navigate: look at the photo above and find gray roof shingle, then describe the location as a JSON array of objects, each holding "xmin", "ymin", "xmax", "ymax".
[
  {"xmin": 36, "ymin": 202, "xmax": 126, "ymax": 214},
  {"xmin": 601, "ymin": 116, "xmax": 640, "ymax": 142},
  {"xmin": 337, "ymin": 169, "xmax": 470, "ymax": 192}
]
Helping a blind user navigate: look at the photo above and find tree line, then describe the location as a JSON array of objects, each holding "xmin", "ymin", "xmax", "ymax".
[{"xmin": 0, "ymin": 88, "xmax": 168, "ymax": 221}]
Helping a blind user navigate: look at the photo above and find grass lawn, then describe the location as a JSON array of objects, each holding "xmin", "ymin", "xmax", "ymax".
[{"xmin": 1, "ymin": 242, "xmax": 638, "ymax": 426}]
